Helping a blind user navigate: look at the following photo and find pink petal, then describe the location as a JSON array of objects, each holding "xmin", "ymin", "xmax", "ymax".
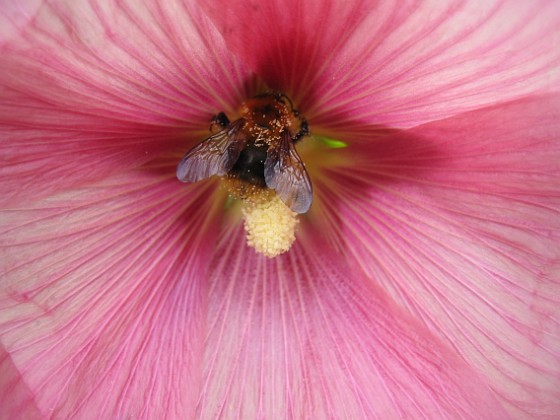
[
  {"xmin": 0, "ymin": 0, "xmax": 252, "ymax": 207},
  {"xmin": 316, "ymin": 95, "xmax": 560, "ymax": 417},
  {"xmin": 0, "ymin": 167, "xmax": 219, "ymax": 418},
  {"xmin": 0, "ymin": 345, "xmax": 42, "ymax": 418},
  {"xmin": 200, "ymin": 0, "xmax": 560, "ymax": 128},
  {"xmin": 0, "ymin": 0, "xmax": 42, "ymax": 45},
  {"xmin": 197, "ymin": 224, "xmax": 508, "ymax": 418}
]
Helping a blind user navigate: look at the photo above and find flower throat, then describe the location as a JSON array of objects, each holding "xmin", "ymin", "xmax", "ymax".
[{"xmin": 177, "ymin": 92, "xmax": 312, "ymax": 257}]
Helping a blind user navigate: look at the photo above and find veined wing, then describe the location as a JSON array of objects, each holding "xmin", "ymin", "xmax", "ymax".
[
  {"xmin": 264, "ymin": 131, "xmax": 312, "ymax": 214},
  {"xmin": 176, "ymin": 119, "xmax": 247, "ymax": 182}
]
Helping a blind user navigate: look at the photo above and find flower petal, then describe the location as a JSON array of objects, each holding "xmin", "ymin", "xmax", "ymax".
[
  {"xmin": 0, "ymin": 0, "xmax": 43, "ymax": 45},
  {"xmin": 0, "ymin": 0, "xmax": 252, "ymax": 207},
  {"xmin": 317, "ymin": 95, "xmax": 560, "ymax": 417},
  {"xmin": 200, "ymin": 0, "xmax": 560, "ymax": 128},
  {"xmin": 0, "ymin": 166, "xmax": 219, "ymax": 418},
  {"xmin": 197, "ymin": 224, "xmax": 508, "ymax": 418},
  {"xmin": 0, "ymin": 345, "xmax": 42, "ymax": 418}
]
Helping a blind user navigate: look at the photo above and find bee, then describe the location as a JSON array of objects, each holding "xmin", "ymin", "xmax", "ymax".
[{"xmin": 176, "ymin": 92, "xmax": 312, "ymax": 213}]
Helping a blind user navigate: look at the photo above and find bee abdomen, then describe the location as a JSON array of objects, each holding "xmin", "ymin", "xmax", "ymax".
[{"xmin": 228, "ymin": 144, "xmax": 268, "ymax": 187}]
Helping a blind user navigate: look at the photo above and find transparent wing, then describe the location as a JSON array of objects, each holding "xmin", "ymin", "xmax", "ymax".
[
  {"xmin": 176, "ymin": 119, "xmax": 247, "ymax": 182},
  {"xmin": 264, "ymin": 131, "xmax": 313, "ymax": 214}
]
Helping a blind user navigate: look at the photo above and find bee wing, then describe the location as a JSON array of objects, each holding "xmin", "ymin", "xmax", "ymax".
[
  {"xmin": 177, "ymin": 120, "xmax": 247, "ymax": 182},
  {"xmin": 264, "ymin": 131, "xmax": 313, "ymax": 214}
]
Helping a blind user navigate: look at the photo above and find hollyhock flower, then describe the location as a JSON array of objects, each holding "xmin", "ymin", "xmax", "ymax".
[{"xmin": 1, "ymin": 0, "xmax": 560, "ymax": 418}]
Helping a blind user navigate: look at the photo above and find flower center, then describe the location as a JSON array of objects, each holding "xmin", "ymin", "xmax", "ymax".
[{"xmin": 177, "ymin": 92, "xmax": 311, "ymax": 257}]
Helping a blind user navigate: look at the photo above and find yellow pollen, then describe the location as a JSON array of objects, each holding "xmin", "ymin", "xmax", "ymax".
[{"xmin": 241, "ymin": 191, "xmax": 298, "ymax": 258}]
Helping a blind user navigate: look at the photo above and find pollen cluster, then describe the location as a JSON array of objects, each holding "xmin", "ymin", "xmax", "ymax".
[{"xmin": 241, "ymin": 191, "xmax": 298, "ymax": 258}]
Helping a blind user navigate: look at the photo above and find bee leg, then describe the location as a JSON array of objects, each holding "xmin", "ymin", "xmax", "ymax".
[
  {"xmin": 292, "ymin": 117, "xmax": 309, "ymax": 143},
  {"xmin": 210, "ymin": 112, "xmax": 230, "ymax": 134}
]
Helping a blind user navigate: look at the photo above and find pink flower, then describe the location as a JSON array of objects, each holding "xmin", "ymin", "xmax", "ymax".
[{"xmin": 1, "ymin": 0, "xmax": 559, "ymax": 418}]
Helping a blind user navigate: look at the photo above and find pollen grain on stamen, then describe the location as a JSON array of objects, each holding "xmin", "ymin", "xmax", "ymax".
[{"xmin": 241, "ymin": 190, "xmax": 298, "ymax": 258}]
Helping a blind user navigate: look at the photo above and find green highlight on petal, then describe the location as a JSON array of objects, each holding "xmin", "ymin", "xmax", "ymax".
[{"xmin": 315, "ymin": 136, "xmax": 348, "ymax": 148}]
